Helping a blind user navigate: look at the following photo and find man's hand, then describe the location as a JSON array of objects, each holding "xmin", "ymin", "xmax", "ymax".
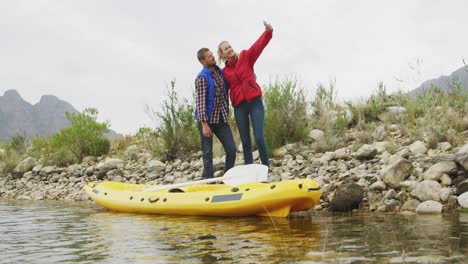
[
  {"xmin": 202, "ymin": 122, "xmax": 212, "ymax": 138},
  {"xmin": 263, "ymin": 20, "xmax": 273, "ymax": 32}
]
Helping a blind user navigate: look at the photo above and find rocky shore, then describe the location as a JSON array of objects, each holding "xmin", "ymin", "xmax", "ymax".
[{"xmin": 1, "ymin": 130, "xmax": 467, "ymax": 214}]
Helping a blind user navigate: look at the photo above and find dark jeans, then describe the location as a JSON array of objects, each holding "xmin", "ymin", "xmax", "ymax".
[
  {"xmin": 234, "ymin": 97, "xmax": 269, "ymax": 167},
  {"xmin": 197, "ymin": 121, "xmax": 236, "ymax": 179}
]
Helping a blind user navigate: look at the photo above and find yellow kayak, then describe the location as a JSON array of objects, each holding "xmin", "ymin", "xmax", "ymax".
[{"xmin": 85, "ymin": 179, "xmax": 322, "ymax": 217}]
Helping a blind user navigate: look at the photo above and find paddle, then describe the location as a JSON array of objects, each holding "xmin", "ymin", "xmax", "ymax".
[{"xmin": 141, "ymin": 164, "xmax": 269, "ymax": 192}]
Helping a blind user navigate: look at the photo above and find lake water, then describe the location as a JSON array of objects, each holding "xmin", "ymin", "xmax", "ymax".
[{"xmin": 1, "ymin": 199, "xmax": 467, "ymax": 263}]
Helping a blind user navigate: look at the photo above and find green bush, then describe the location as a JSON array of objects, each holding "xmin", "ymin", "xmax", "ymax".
[
  {"xmin": 0, "ymin": 147, "xmax": 21, "ymax": 173},
  {"xmin": 263, "ymin": 79, "xmax": 309, "ymax": 150},
  {"xmin": 10, "ymin": 132, "xmax": 28, "ymax": 154},
  {"xmin": 148, "ymin": 81, "xmax": 199, "ymax": 161},
  {"xmin": 27, "ymin": 136, "xmax": 78, "ymax": 166},
  {"xmin": 28, "ymin": 136, "xmax": 51, "ymax": 163},
  {"xmin": 311, "ymin": 80, "xmax": 338, "ymax": 116},
  {"xmin": 134, "ymin": 127, "xmax": 161, "ymax": 154},
  {"xmin": 360, "ymin": 82, "xmax": 396, "ymax": 122},
  {"xmin": 49, "ymin": 108, "xmax": 110, "ymax": 162},
  {"xmin": 334, "ymin": 109, "xmax": 349, "ymax": 136},
  {"xmin": 111, "ymin": 135, "xmax": 135, "ymax": 154},
  {"xmin": 400, "ymin": 83, "xmax": 468, "ymax": 147},
  {"xmin": 50, "ymin": 148, "xmax": 77, "ymax": 167},
  {"xmin": 83, "ymin": 137, "xmax": 110, "ymax": 157}
]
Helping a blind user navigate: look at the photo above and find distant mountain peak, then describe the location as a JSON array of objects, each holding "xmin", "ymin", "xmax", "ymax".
[
  {"xmin": 39, "ymin": 94, "xmax": 59, "ymax": 102},
  {"xmin": 0, "ymin": 90, "xmax": 122, "ymax": 142},
  {"xmin": 411, "ymin": 65, "xmax": 468, "ymax": 95},
  {"xmin": 2, "ymin": 89, "xmax": 25, "ymax": 101},
  {"xmin": 3, "ymin": 89, "xmax": 21, "ymax": 96},
  {"xmin": 36, "ymin": 94, "xmax": 70, "ymax": 107}
]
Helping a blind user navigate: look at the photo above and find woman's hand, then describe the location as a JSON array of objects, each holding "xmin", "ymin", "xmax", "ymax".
[{"xmin": 263, "ymin": 20, "xmax": 273, "ymax": 32}]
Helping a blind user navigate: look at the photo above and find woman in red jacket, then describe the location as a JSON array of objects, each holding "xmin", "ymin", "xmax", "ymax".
[{"xmin": 217, "ymin": 21, "xmax": 273, "ymax": 167}]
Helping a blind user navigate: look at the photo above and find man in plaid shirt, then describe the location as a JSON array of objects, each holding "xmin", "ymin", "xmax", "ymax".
[{"xmin": 195, "ymin": 48, "xmax": 236, "ymax": 179}]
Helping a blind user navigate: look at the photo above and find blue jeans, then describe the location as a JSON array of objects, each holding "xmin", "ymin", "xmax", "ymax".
[
  {"xmin": 234, "ymin": 97, "xmax": 269, "ymax": 167},
  {"xmin": 197, "ymin": 121, "xmax": 236, "ymax": 179}
]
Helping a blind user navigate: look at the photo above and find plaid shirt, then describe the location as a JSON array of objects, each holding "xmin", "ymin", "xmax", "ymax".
[{"xmin": 195, "ymin": 68, "xmax": 229, "ymax": 124}]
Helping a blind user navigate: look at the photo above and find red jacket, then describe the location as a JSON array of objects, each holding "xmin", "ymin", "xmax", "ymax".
[{"xmin": 222, "ymin": 30, "xmax": 272, "ymax": 107}]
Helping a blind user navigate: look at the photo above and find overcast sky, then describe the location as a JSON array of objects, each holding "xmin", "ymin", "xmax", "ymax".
[{"xmin": 1, "ymin": 0, "xmax": 467, "ymax": 135}]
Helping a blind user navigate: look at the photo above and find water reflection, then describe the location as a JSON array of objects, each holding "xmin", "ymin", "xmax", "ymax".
[
  {"xmin": 84, "ymin": 211, "xmax": 321, "ymax": 263},
  {"xmin": 1, "ymin": 200, "xmax": 467, "ymax": 263},
  {"xmin": 306, "ymin": 213, "xmax": 468, "ymax": 263}
]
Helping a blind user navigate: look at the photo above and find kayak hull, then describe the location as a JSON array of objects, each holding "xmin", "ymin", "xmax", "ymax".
[{"xmin": 84, "ymin": 179, "xmax": 322, "ymax": 217}]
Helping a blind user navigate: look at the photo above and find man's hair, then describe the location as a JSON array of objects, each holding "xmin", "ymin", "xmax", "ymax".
[{"xmin": 197, "ymin": 48, "xmax": 209, "ymax": 62}]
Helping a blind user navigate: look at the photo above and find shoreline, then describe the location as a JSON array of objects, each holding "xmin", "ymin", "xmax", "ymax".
[{"xmin": 1, "ymin": 140, "xmax": 467, "ymax": 214}]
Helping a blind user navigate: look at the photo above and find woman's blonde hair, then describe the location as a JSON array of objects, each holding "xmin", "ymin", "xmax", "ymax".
[{"xmin": 217, "ymin": 41, "xmax": 239, "ymax": 65}]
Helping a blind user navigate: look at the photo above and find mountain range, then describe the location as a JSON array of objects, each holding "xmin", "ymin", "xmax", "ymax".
[
  {"xmin": 0, "ymin": 90, "xmax": 121, "ymax": 142},
  {"xmin": 412, "ymin": 65, "xmax": 468, "ymax": 94}
]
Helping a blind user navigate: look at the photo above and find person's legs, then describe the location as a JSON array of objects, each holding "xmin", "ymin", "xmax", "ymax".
[
  {"xmin": 250, "ymin": 97, "xmax": 269, "ymax": 167},
  {"xmin": 197, "ymin": 122, "xmax": 214, "ymax": 178},
  {"xmin": 212, "ymin": 122, "xmax": 236, "ymax": 172},
  {"xmin": 234, "ymin": 102, "xmax": 253, "ymax": 164}
]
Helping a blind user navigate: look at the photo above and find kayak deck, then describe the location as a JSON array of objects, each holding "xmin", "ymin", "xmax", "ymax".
[{"xmin": 85, "ymin": 179, "xmax": 322, "ymax": 217}]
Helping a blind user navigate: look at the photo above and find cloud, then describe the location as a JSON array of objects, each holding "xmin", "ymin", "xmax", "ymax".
[{"xmin": 1, "ymin": 0, "xmax": 467, "ymax": 134}]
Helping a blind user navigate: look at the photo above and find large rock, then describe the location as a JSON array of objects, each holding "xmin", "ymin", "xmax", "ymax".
[
  {"xmin": 66, "ymin": 164, "xmax": 80, "ymax": 174},
  {"xmin": 440, "ymin": 174, "xmax": 452, "ymax": 186},
  {"xmin": 386, "ymin": 154, "xmax": 403, "ymax": 165},
  {"xmin": 125, "ymin": 145, "xmax": 139, "ymax": 160},
  {"xmin": 309, "ymin": 129, "xmax": 325, "ymax": 141},
  {"xmin": 82, "ymin": 156, "xmax": 97, "ymax": 165},
  {"xmin": 355, "ymin": 144, "xmax": 377, "ymax": 160},
  {"xmin": 412, "ymin": 180, "xmax": 441, "ymax": 201},
  {"xmin": 320, "ymin": 152, "xmax": 335, "ymax": 162},
  {"xmin": 409, "ymin": 141, "xmax": 427, "ymax": 155},
  {"xmin": 180, "ymin": 161, "xmax": 190, "ymax": 171},
  {"xmin": 457, "ymin": 143, "xmax": 468, "ymax": 154},
  {"xmin": 272, "ymin": 147, "xmax": 288, "ymax": 158},
  {"xmin": 416, "ymin": 201, "xmax": 443, "ymax": 214},
  {"xmin": 389, "ymin": 124, "xmax": 401, "ymax": 131},
  {"xmin": 13, "ymin": 157, "xmax": 37, "ymax": 175},
  {"xmin": 146, "ymin": 172, "xmax": 160, "ymax": 181},
  {"xmin": 40, "ymin": 166, "xmax": 56, "ymax": 175},
  {"xmin": 458, "ymin": 192, "xmax": 468, "ymax": 208},
  {"xmin": 380, "ymin": 159, "xmax": 414, "ymax": 189},
  {"xmin": 330, "ymin": 183, "xmax": 364, "ymax": 212},
  {"xmin": 455, "ymin": 143, "xmax": 468, "ymax": 170},
  {"xmin": 85, "ymin": 166, "xmax": 94, "ymax": 176},
  {"xmin": 146, "ymin": 159, "xmax": 165, "ymax": 173},
  {"xmin": 375, "ymin": 142, "xmax": 390, "ymax": 154},
  {"xmin": 431, "ymin": 153, "xmax": 457, "ymax": 163},
  {"xmin": 439, "ymin": 188, "xmax": 453, "ymax": 202},
  {"xmin": 437, "ymin": 142, "xmax": 452, "ymax": 151},
  {"xmin": 17, "ymin": 195, "xmax": 32, "ymax": 200},
  {"xmin": 374, "ymin": 125, "xmax": 386, "ymax": 141},
  {"xmin": 387, "ymin": 106, "xmax": 406, "ymax": 113},
  {"xmin": 96, "ymin": 158, "xmax": 124, "ymax": 174},
  {"xmin": 333, "ymin": 148, "xmax": 351, "ymax": 160},
  {"xmin": 32, "ymin": 165, "xmax": 43, "ymax": 174},
  {"xmin": 369, "ymin": 180, "xmax": 386, "ymax": 191},
  {"xmin": 456, "ymin": 180, "xmax": 468, "ymax": 195},
  {"xmin": 422, "ymin": 161, "xmax": 458, "ymax": 181}
]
